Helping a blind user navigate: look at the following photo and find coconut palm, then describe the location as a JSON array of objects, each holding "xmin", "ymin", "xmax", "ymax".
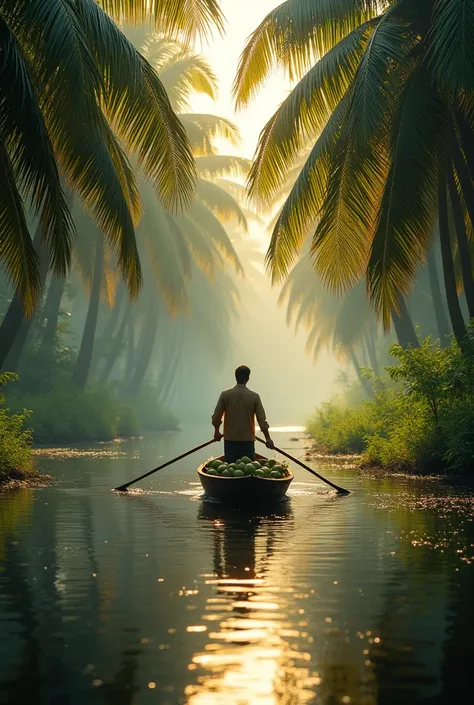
[
  {"xmin": 234, "ymin": 0, "xmax": 474, "ymax": 348},
  {"xmin": 70, "ymin": 37, "xmax": 247, "ymax": 390},
  {"xmin": 0, "ymin": 1, "xmax": 222, "ymax": 308},
  {"xmin": 0, "ymin": 0, "xmax": 226, "ymax": 371}
]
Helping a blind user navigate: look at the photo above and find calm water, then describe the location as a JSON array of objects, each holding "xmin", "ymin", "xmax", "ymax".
[{"xmin": 1, "ymin": 428, "xmax": 473, "ymax": 705}]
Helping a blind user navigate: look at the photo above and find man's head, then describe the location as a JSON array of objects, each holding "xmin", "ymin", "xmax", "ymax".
[{"xmin": 235, "ymin": 365, "xmax": 251, "ymax": 385}]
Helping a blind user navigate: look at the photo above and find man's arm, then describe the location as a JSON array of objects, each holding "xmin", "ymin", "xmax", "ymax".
[
  {"xmin": 255, "ymin": 395, "xmax": 274, "ymax": 449},
  {"xmin": 211, "ymin": 392, "xmax": 225, "ymax": 441}
]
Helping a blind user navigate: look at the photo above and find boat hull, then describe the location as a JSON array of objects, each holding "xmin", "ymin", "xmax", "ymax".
[{"xmin": 197, "ymin": 453, "xmax": 293, "ymax": 504}]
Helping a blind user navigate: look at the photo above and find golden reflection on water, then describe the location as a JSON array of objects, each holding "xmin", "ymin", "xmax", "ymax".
[{"xmin": 185, "ymin": 503, "xmax": 318, "ymax": 705}]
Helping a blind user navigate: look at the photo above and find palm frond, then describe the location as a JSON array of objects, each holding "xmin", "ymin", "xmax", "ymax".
[
  {"xmin": 99, "ymin": 0, "xmax": 225, "ymax": 41},
  {"xmin": 187, "ymin": 201, "xmax": 243, "ymax": 274},
  {"xmin": 158, "ymin": 54, "xmax": 218, "ymax": 111},
  {"xmin": 196, "ymin": 155, "xmax": 251, "ymax": 179},
  {"xmin": 367, "ymin": 68, "xmax": 443, "ymax": 328},
  {"xmin": 181, "ymin": 114, "xmax": 241, "ymax": 154},
  {"xmin": 139, "ymin": 196, "xmax": 188, "ymax": 313},
  {"xmin": 0, "ymin": 15, "xmax": 75, "ymax": 278},
  {"xmin": 233, "ymin": 0, "xmax": 381, "ymax": 108},
  {"xmin": 428, "ymin": 0, "xmax": 474, "ymax": 102},
  {"xmin": 265, "ymin": 97, "xmax": 348, "ymax": 281},
  {"xmin": 99, "ymin": 115, "xmax": 142, "ymax": 225},
  {"xmin": 247, "ymin": 20, "xmax": 377, "ymax": 210},
  {"xmin": 196, "ymin": 180, "xmax": 248, "ymax": 232},
  {"xmin": 78, "ymin": 0, "xmax": 196, "ymax": 211},
  {"xmin": 0, "ymin": 139, "xmax": 40, "ymax": 314},
  {"xmin": 176, "ymin": 214, "xmax": 218, "ymax": 277}
]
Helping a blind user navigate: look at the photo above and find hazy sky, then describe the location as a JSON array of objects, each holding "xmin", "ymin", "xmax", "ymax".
[{"xmin": 189, "ymin": 0, "xmax": 344, "ymax": 421}]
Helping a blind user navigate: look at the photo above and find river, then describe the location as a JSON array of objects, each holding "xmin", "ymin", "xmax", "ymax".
[{"xmin": 0, "ymin": 427, "xmax": 473, "ymax": 705}]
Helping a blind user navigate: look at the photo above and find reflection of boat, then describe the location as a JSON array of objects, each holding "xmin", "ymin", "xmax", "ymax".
[
  {"xmin": 197, "ymin": 453, "xmax": 294, "ymax": 504},
  {"xmin": 198, "ymin": 500, "xmax": 293, "ymax": 582}
]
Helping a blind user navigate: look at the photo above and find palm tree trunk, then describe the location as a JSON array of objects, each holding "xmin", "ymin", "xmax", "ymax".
[
  {"xmin": 0, "ymin": 222, "xmax": 49, "ymax": 371},
  {"xmin": 124, "ymin": 311, "xmax": 158, "ymax": 396},
  {"xmin": 41, "ymin": 276, "xmax": 67, "ymax": 351},
  {"xmin": 349, "ymin": 348, "xmax": 373, "ymax": 397},
  {"xmin": 90, "ymin": 283, "xmax": 125, "ymax": 376},
  {"xmin": 391, "ymin": 296, "xmax": 419, "ymax": 348},
  {"xmin": 99, "ymin": 303, "xmax": 131, "ymax": 383},
  {"xmin": 426, "ymin": 245, "xmax": 451, "ymax": 346},
  {"xmin": 366, "ymin": 326, "xmax": 380, "ymax": 376},
  {"xmin": 121, "ymin": 317, "xmax": 136, "ymax": 389},
  {"xmin": 446, "ymin": 164, "xmax": 474, "ymax": 317},
  {"xmin": 73, "ymin": 233, "xmax": 104, "ymax": 390},
  {"xmin": 438, "ymin": 166, "xmax": 468, "ymax": 348}
]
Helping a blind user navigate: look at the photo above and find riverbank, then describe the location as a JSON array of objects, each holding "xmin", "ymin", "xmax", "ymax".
[{"xmin": 306, "ymin": 338, "xmax": 474, "ymax": 478}]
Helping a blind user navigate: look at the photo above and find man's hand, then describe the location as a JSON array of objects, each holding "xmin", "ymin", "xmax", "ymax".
[
  {"xmin": 265, "ymin": 438, "xmax": 275, "ymax": 450},
  {"xmin": 214, "ymin": 430, "xmax": 223, "ymax": 442}
]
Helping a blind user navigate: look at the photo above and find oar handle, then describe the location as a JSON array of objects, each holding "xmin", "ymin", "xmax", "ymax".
[
  {"xmin": 115, "ymin": 438, "xmax": 217, "ymax": 492},
  {"xmin": 256, "ymin": 437, "xmax": 350, "ymax": 495}
]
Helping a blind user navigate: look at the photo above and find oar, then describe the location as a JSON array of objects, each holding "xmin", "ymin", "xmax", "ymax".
[
  {"xmin": 256, "ymin": 437, "xmax": 350, "ymax": 495},
  {"xmin": 114, "ymin": 439, "xmax": 217, "ymax": 492}
]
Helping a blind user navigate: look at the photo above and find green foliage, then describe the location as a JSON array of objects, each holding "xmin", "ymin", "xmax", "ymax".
[
  {"xmin": 0, "ymin": 373, "xmax": 34, "ymax": 480},
  {"xmin": 7, "ymin": 385, "xmax": 141, "ymax": 445},
  {"xmin": 307, "ymin": 334, "xmax": 474, "ymax": 474}
]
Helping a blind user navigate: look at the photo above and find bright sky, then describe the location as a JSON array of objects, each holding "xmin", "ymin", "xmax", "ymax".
[
  {"xmin": 192, "ymin": 0, "xmax": 289, "ymax": 160},
  {"xmin": 188, "ymin": 1, "xmax": 344, "ymax": 421}
]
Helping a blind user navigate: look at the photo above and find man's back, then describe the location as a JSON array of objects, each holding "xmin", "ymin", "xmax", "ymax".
[{"xmin": 212, "ymin": 384, "xmax": 268, "ymax": 442}]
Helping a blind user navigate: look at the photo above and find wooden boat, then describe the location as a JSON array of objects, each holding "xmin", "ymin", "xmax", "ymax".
[{"xmin": 197, "ymin": 452, "xmax": 293, "ymax": 503}]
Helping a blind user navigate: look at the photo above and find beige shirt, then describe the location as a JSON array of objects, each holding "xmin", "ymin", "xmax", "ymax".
[{"xmin": 212, "ymin": 384, "xmax": 270, "ymax": 442}]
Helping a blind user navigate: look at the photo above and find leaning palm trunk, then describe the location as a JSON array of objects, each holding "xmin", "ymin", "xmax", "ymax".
[
  {"xmin": 73, "ymin": 233, "xmax": 105, "ymax": 389},
  {"xmin": 125, "ymin": 310, "xmax": 159, "ymax": 396},
  {"xmin": 426, "ymin": 245, "xmax": 451, "ymax": 346},
  {"xmin": 438, "ymin": 166, "xmax": 468, "ymax": 349},
  {"xmin": 41, "ymin": 276, "xmax": 67, "ymax": 352},
  {"xmin": 99, "ymin": 303, "xmax": 131, "ymax": 383},
  {"xmin": 391, "ymin": 296, "xmax": 419, "ymax": 349},
  {"xmin": 0, "ymin": 222, "xmax": 49, "ymax": 370},
  {"xmin": 446, "ymin": 165, "xmax": 474, "ymax": 317},
  {"xmin": 348, "ymin": 348, "xmax": 373, "ymax": 397},
  {"xmin": 90, "ymin": 283, "xmax": 126, "ymax": 376}
]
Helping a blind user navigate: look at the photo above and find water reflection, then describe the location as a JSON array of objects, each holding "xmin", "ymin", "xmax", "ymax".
[
  {"xmin": 1, "ymin": 439, "xmax": 474, "ymax": 705},
  {"xmin": 185, "ymin": 501, "xmax": 319, "ymax": 704}
]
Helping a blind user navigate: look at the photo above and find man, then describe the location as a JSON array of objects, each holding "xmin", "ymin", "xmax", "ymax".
[{"xmin": 211, "ymin": 365, "xmax": 275, "ymax": 463}]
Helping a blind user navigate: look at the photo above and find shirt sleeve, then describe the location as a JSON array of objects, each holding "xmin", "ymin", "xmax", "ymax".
[
  {"xmin": 255, "ymin": 395, "xmax": 270, "ymax": 432},
  {"xmin": 211, "ymin": 392, "xmax": 226, "ymax": 426}
]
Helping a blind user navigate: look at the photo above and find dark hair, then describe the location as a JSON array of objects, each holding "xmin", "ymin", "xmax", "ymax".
[{"xmin": 235, "ymin": 365, "xmax": 251, "ymax": 384}]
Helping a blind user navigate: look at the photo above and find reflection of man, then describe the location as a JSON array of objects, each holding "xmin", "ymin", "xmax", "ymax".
[{"xmin": 211, "ymin": 365, "xmax": 274, "ymax": 463}]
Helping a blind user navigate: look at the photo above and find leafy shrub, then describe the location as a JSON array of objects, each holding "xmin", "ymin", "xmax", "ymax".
[
  {"xmin": 308, "ymin": 333, "xmax": 474, "ymax": 475},
  {"xmin": 0, "ymin": 373, "xmax": 34, "ymax": 480},
  {"xmin": 8, "ymin": 385, "xmax": 138, "ymax": 444}
]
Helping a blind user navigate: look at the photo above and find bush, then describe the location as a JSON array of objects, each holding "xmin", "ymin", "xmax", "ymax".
[
  {"xmin": 8, "ymin": 385, "xmax": 138, "ymax": 445},
  {"xmin": 307, "ymin": 334, "xmax": 474, "ymax": 475},
  {"xmin": 0, "ymin": 373, "xmax": 35, "ymax": 480}
]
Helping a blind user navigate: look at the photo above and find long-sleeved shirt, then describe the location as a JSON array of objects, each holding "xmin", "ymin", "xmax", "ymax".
[{"xmin": 211, "ymin": 384, "xmax": 270, "ymax": 441}]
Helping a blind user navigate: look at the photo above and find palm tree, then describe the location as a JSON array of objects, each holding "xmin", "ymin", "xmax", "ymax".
[
  {"xmin": 234, "ymin": 0, "xmax": 474, "ymax": 348},
  {"xmin": 0, "ymin": 0, "xmax": 223, "ymax": 370},
  {"xmin": 71, "ymin": 37, "xmax": 247, "ymax": 391}
]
